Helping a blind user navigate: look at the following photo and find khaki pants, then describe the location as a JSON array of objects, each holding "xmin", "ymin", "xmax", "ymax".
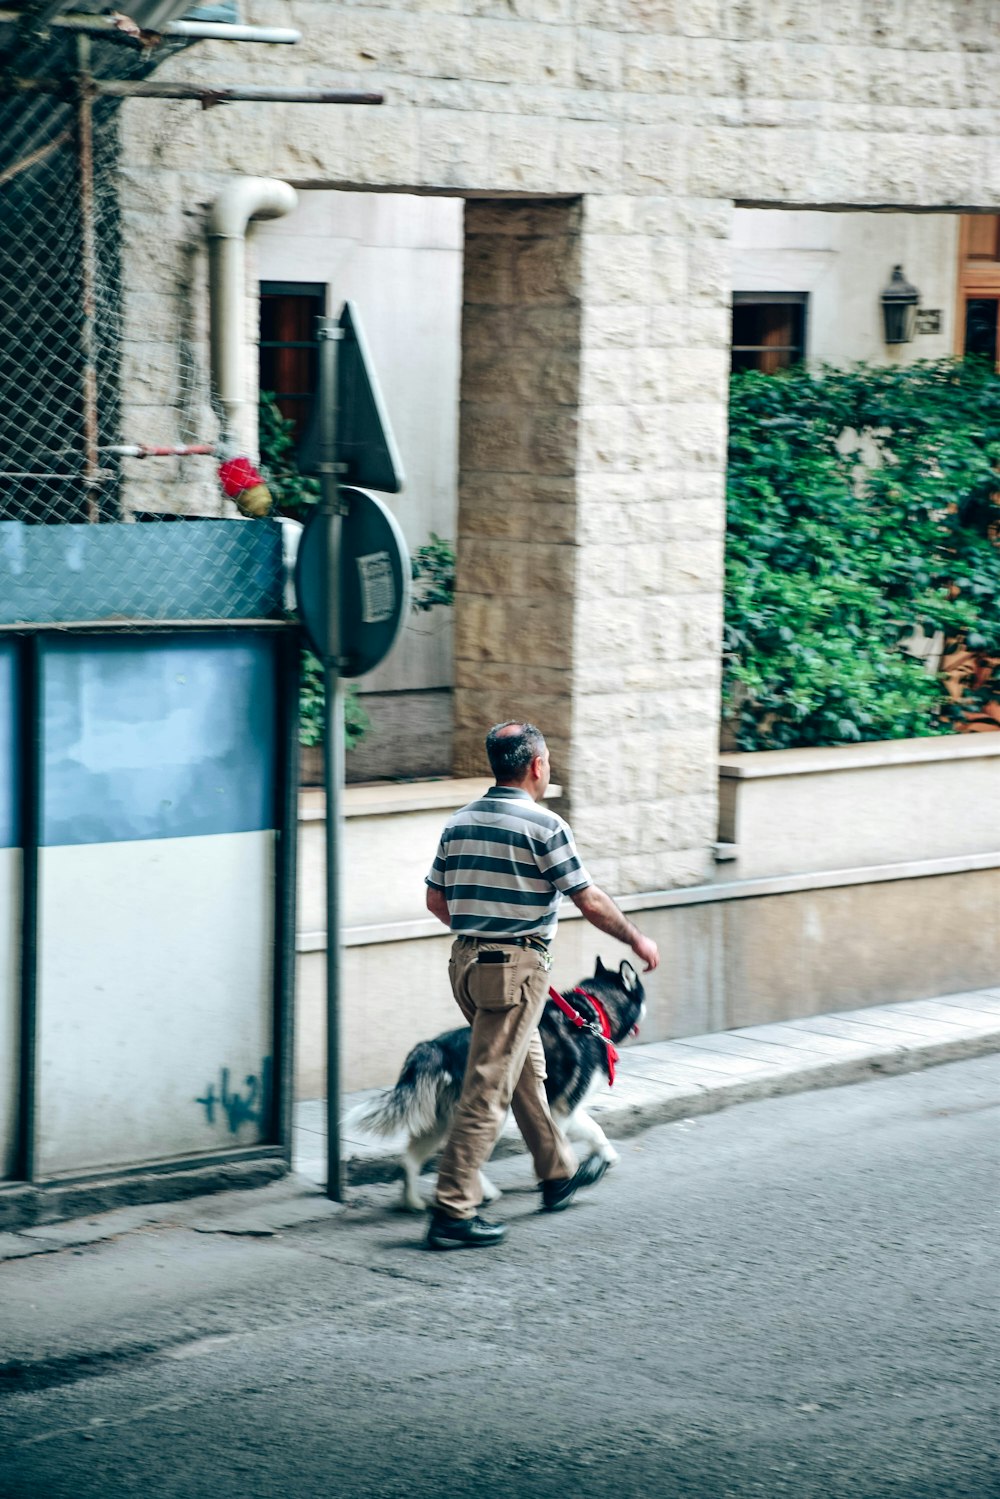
[{"xmin": 434, "ymin": 937, "xmax": 577, "ymax": 1220}]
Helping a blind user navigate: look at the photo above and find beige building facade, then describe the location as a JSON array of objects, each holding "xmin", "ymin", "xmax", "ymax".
[{"xmin": 118, "ymin": 0, "xmax": 999, "ymax": 902}]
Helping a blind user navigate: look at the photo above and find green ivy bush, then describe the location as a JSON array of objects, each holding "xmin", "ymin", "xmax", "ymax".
[
  {"xmin": 723, "ymin": 359, "xmax": 1000, "ymax": 751},
  {"xmin": 298, "ymin": 649, "xmax": 371, "ymax": 751},
  {"xmin": 259, "ymin": 392, "xmax": 456, "ymax": 750},
  {"xmin": 258, "ymin": 390, "xmax": 319, "ymax": 520},
  {"xmin": 411, "ymin": 533, "xmax": 456, "ymax": 612}
]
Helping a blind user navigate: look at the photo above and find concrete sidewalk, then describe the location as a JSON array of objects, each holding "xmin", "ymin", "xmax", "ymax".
[
  {"xmin": 1, "ymin": 988, "xmax": 997, "ymax": 1264},
  {"xmin": 295, "ymin": 987, "xmax": 1000, "ymax": 1189}
]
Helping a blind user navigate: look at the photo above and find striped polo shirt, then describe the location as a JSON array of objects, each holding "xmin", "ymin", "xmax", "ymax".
[{"xmin": 425, "ymin": 786, "xmax": 592, "ymax": 940}]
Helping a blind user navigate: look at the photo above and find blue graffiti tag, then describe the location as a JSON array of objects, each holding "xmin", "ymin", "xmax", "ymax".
[{"xmin": 196, "ymin": 1057, "xmax": 272, "ymax": 1134}]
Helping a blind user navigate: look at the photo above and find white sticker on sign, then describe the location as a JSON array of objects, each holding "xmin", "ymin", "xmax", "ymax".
[{"xmin": 357, "ymin": 551, "xmax": 396, "ymax": 624}]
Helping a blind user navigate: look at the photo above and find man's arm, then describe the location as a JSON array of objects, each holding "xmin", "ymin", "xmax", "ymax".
[
  {"xmin": 426, "ymin": 885, "xmax": 451, "ymax": 929},
  {"xmin": 570, "ymin": 884, "xmax": 659, "ymax": 972}
]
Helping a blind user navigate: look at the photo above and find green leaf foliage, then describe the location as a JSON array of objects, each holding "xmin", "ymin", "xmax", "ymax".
[
  {"xmin": 411, "ymin": 533, "xmax": 456, "ymax": 611},
  {"xmin": 724, "ymin": 359, "xmax": 1000, "ymax": 751},
  {"xmin": 298, "ymin": 650, "xmax": 371, "ymax": 751},
  {"xmin": 258, "ymin": 391, "xmax": 320, "ymax": 520}
]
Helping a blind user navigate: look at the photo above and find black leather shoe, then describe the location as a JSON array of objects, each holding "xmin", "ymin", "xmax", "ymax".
[
  {"xmin": 426, "ymin": 1210, "xmax": 508, "ymax": 1250},
  {"xmin": 541, "ymin": 1154, "xmax": 609, "ymax": 1212}
]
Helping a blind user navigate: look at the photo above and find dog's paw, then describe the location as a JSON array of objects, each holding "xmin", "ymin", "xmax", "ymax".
[
  {"xmin": 400, "ymin": 1191, "xmax": 428, "ymax": 1213},
  {"xmin": 599, "ymin": 1146, "xmax": 620, "ymax": 1167},
  {"xmin": 479, "ymin": 1175, "xmax": 502, "ymax": 1204}
]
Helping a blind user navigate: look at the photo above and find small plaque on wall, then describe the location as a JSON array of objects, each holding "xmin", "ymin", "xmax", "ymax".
[{"xmin": 916, "ymin": 309, "xmax": 942, "ymax": 334}]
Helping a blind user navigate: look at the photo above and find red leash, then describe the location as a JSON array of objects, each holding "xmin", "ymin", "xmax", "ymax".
[{"xmin": 547, "ymin": 985, "xmax": 620, "ymax": 1086}]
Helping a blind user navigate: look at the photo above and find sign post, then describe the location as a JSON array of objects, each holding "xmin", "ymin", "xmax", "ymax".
[
  {"xmin": 296, "ymin": 303, "xmax": 407, "ymax": 1204},
  {"xmin": 315, "ymin": 316, "xmax": 346, "ymax": 1203}
]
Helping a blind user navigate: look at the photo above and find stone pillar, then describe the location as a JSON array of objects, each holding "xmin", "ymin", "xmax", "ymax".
[
  {"xmin": 454, "ymin": 199, "xmax": 582, "ymax": 780},
  {"xmin": 455, "ymin": 194, "xmax": 731, "ymax": 896},
  {"xmin": 567, "ymin": 195, "xmax": 733, "ymax": 893}
]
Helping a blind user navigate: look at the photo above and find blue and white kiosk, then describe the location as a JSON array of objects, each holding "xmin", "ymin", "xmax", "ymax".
[{"xmin": 0, "ymin": 518, "xmax": 300, "ymax": 1221}]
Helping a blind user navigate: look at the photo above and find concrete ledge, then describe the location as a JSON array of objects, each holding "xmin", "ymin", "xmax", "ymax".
[
  {"xmin": 719, "ymin": 735, "xmax": 1000, "ymax": 880},
  {"xmin": 297, "ymin": 777, "xmax": 563, "ymax": 934},
  {"xmin": 0, "ymin": 1156, "xmax": 288, "ymax": 1235},
  {"xmin": 719, "ymin": 734, "xmax": 1000, "ymax": 780},
  {"xmin": 297, "ymin": 867, "xmax": 1000, "ymax": 1095},
  {"xmin": 301, "ymin": 778, "xmax": 492, "ymax": 822},
  {"xmin": 301, "ymin": 777, "xmax": 563, "ymax": 821},
  {"xmin": 296, "ymin": 849, "xmax": 1000, "ymax": 952}
]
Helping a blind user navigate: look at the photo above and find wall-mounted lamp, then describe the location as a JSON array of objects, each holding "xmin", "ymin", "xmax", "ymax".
[{"xmin": 880, "ymin": 265, "xmax": 920, "ymax": 344}]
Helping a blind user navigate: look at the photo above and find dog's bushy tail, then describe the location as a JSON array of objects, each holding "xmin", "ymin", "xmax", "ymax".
[{"xmin": 343, "ymin": 1040, "xmax": 456, "ymax": 1142}]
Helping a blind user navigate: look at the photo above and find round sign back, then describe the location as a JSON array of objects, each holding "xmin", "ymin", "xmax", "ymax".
[{"xmin": 295, "ymin": 487, "xmax": 411, "ymax": 678}]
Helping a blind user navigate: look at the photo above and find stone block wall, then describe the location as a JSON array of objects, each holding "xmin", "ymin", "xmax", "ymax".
[
  {"xmin": 454, "ymin": 199, "xmax": 582, "ymax": 783},
  {"xmin": 116, "ymin": 0, "xmax": 1000, "ymax": 892}
]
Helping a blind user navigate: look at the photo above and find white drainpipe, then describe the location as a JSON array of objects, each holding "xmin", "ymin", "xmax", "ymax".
[
  {"xmin": 0, "ymin": 10, "xmax": 302, "ymax": 44},
  {"xmin": 207, "ymin": 176, "xmax": 297, "ymax": 452}
]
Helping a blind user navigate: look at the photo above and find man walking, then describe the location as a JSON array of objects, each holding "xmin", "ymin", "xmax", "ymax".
[{"xmin": 424, "ymin": 721, "xmax": 659, "ymax": 1250}]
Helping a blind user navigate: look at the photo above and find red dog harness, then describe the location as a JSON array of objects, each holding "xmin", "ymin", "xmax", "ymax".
[{"xmin": 547, "ymin": 985, "xmax": 620, "ymax": 1086}]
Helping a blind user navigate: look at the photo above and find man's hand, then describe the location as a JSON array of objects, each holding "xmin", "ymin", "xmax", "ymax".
[
  {"xmin": 631, "ymin": 932, "xmax": 659, "ymax": 972},
  {"xmin": 571, "ymin": 885, "xmax": 659, "ymax": 972}
]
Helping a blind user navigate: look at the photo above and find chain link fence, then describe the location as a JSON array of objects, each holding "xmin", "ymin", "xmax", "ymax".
[{"xmin": 0, "ymin": 23, "xmax": 284, "ymax": 624}]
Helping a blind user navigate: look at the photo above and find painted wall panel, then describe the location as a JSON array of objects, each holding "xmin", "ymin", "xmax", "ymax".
[
  {"xmin": 0, "ymin": 642, "xmax": 17, "ymax": 850},
  {"xmin": 0, "ymin": 851, "xmax": 19, "ymax": 1180},
  {"xmin": 37, "ymin": 831, "xmax": 274, "ymax": 1176},
  {"xmin": 0, "ymin": 644, "xmax": 19, "ymax": 1179},
  {"xmin": 41, "ymin": 635, "xmax": 277, "ymax": 846}
]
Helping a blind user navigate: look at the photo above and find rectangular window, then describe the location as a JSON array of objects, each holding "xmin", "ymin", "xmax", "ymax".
[
  {"xmin": 964, "ymin": 298, "xmax": 999, "ymax": 364},
  {"xmin": 731, "ymin": 292, "xmax": 807, "ymax": 374},
  {"xmin": 259, "ymin": 282, "xmax": 326, "ymax": 440}
]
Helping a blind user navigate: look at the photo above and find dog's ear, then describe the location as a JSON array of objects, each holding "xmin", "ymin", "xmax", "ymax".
[
  {"xmin": 594, "ymin": 956, "xmax": 609, "ymax": 978},
  {"xmin": 619, "ymin": 960, "xmax": 638, "ymax": 992}
]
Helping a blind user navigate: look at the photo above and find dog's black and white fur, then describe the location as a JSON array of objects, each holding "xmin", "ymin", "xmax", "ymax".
[{"xmin": 347, "ymin": 958, "xmax": 645, "ymax": 1212}]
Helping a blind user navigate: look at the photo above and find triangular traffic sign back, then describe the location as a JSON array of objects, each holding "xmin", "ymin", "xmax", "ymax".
[{"xmin": 297, "ymin": 301, "xmax": 405, "ymax": 495}]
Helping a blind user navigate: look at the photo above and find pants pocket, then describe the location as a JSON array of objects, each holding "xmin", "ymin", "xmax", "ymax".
[{"xmin": 468, "ymin": 955, "xmax": 521, "ymax": 1010}]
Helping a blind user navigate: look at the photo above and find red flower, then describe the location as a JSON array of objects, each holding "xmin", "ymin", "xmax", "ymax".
[{"xmin": 218, "ymin": 456, "xmax": 264, "ymax": 497}]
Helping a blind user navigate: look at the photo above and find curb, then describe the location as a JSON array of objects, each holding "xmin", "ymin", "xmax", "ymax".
[{"xmin": 0, "ymin": 1158, "xmax": 288, "ymax": 1237}]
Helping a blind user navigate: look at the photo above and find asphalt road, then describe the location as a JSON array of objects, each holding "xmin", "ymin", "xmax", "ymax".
[{"xmin": 2, "ymin": 1056, "xmax": 998, "ymax": 1499}]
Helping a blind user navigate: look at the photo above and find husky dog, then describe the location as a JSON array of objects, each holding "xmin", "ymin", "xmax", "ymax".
[{"xmin": 347, "ymin": 958, "xmax": 645, "ymax": 1212}]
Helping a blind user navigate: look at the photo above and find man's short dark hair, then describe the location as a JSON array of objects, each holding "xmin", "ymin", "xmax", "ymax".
[{"xmin": 486, "ymin": 721, "xmax": 545, "ymax": 782}]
